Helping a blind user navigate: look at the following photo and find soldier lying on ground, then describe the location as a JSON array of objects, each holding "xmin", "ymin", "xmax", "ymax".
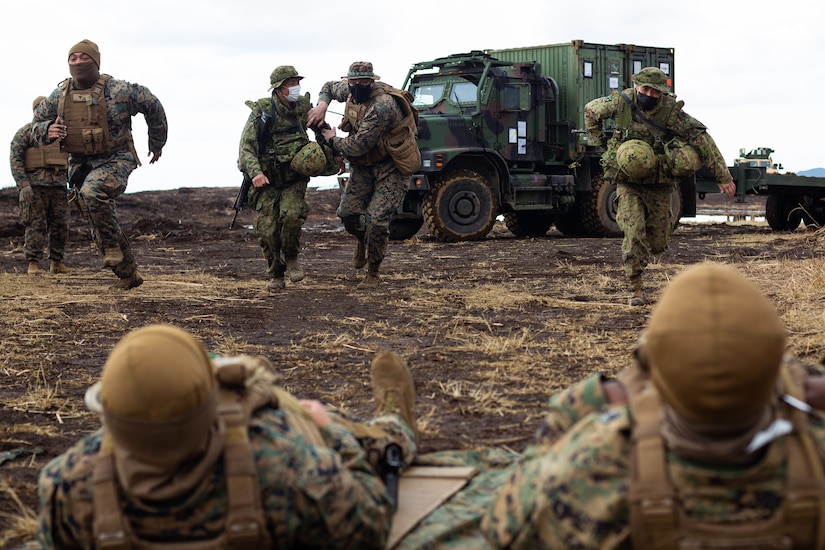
[{"xmin": 34, "ymin": 324, "xmax": 416, "ymax": 549}]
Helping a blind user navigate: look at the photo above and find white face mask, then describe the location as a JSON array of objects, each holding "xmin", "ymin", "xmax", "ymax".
[{"xmin": 286, "ymin": 85, "xmax": 301, "ymax": 102}]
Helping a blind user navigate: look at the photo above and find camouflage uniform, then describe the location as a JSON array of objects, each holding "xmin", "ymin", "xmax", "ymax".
[
  {"xmin": 318, "ymin": 78, "xmax": 407, "ymax": 270},
  {"xmin": 31, "ymin": 76, "xmax": 167, "ymax": 283},
  {"xmin": 9, "ymin": 121, "xmax": 69, "ymax": 264},
  {"xmin": 584, "ymin": 81, "xmax": 730, "ymax": 283},
  {"xmin": 36, "ymin": 404, "xmax": 416, "ymax": 549},
  {"xmin": 238, "ymin": 94, "xmax": 312, "ymax": 282}
]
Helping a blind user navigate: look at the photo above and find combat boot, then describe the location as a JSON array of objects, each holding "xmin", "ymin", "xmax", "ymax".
[
  {"xmin": 285, "ymin": 256, "xmax": 305, "ymax": 283},
  {"xmin": 50, "ymin": 261, "xmax": 71, "ymax": 274},
  {"xmin": 113, "ymin": 271, "xmax": 143, "ymax": 290},
  {"xmin": 352, "ymin": 238, "xmax": 367, "ymax": 269},
  {"xmin": 357, "ymin": 263, "xmax": 380, "ymax": 290},
  {"xmin": 371, "ymin": 351, "xmax": 417, "ymax": 442},
  {"xmin": 103, "ymin": 246, "xmax": 124, "ymax": 268},
  {"xmin": 266, "ymin": 277, "xmax": 285, "ymax": 293},
  {"xmin": 27, "ymin": 261, "xmax": 41, "ymax": 275},
  {"xmin": 628, "ymin": 275, "xmax": 646, "ymax": 307}
]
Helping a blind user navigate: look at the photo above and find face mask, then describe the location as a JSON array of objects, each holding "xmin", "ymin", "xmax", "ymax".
[
  {"xmin": 636, "ymin": 91, "xmax": 660, "ymax": 112},
  {"xmin": 285, "ymin": 85, "xmax": 301, "ymax": 103},
  {"xmin": 69, "ymin": 61, "xmax": 100, "ymax": 89},
  {"xmin": 349, "ymin": 83, "xmax": 373, "ymax": 104}
]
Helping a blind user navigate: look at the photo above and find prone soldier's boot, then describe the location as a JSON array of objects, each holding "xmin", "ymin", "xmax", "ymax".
[
  {"xmin": 50, "ymin": 260, "xmax": 71, "ymax": 274},
  {"xmin": 285, "ymin": 256, "xmax": 305, "ymax": 283},
  {"xmin": 628, "ymin": 275, "xmax": 646, "ymax": 307},
  {"xmin": 371, "ymin": 351, "xmax": 417, "ymax": 442},
  {"xmin": 113, "ymin": 270, "xmax": 143, "ymax": 290},
  {"xmin": 358, "ymin": 263, "xmax": 380, "ymax": 290},
  {"xmin": 27, "ymin": 260, "xmax": 41, "ymax": 275},
  {"xmin": 103, "ymin": 246, "xmax": 124, "ymax": 268},
  {"xmin": 352, "ymin": 238, "xmax": 367, "ymax": 269}
]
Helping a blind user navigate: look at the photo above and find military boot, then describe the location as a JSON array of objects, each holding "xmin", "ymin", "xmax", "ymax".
[
  {"xmin": 266, "ymin": 277, "xmax": 285, "ymax": 293},
  {"xmin": 113, "ymin": 271, "xmax": 143, "ymax": 290},
  {"xmin": 27, "ymin": 260, "xmax": 41, "ymax": 275},
  {"xmin": 371, "ymin": 351, "xmax": 417, "ymax": 442},
  {"xmin": 628, "ymin": 275, "xmax": 646, "ymax": 307},
  {"xmin": 357, "ymin": 263, "xmax": 380, "ymax": 290},
  {"xmin": 285, "ymin": 256, "xmax": 305, "ymax": 283},
  {"xmin": 103, "ymin": 246, "xmax": 124, "ymax": 268},
  {"xmin": 50, "ymin": 261, "xmax": 71, "ymax": 274},
  {"xmin": 352, "ymin": 238, "xmax": 367, "ymax": 269}
]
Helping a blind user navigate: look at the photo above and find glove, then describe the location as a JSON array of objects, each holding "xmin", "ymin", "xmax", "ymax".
[{"xmin": 18, "ymin": 185, "xmax": 34, "ymax": 204}]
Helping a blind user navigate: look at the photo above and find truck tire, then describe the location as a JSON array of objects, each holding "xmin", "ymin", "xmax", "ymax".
[
  {"xmin": 554, "ymin": 199, "xmax": 588, "ymax": 236},
  {"xmin": 503, "ymin": 211, "xmax": 554, "ymax": 237},
  {"xmin": 765, "ymin": 194, "xmax": 802, "ymax": 231},
  {"xmin": 582, "ymin": 177, "xmax": 682, "ymax": 237},
  {"xmin": 423, "ymin": 169, "xmax": 497, "ymax": 241},
  {"xmin": 389, "ymin": 218, "xmax": 424, "ymax": 240}
]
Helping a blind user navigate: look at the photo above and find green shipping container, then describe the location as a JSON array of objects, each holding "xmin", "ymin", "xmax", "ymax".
[{"xmin": 485, "ymin": 40, "xmax": 675, "ymax": 129}]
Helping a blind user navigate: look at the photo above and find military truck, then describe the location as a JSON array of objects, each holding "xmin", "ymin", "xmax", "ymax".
[{"xmin": 386, "ymin": 40, "xmax": 684, "ymax": 241}]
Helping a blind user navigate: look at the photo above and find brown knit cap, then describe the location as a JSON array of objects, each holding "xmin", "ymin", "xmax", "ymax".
[
  {"xmin": 32, "ymin": 96, "xmax": 47, "ymax": 111},
  {"xmin": 646, "ymin": 263, "xmax": 786, "ymax": 422},
  {"xmin": 68, "ymin": 39, "xmax": 100, "ymax": 68}
]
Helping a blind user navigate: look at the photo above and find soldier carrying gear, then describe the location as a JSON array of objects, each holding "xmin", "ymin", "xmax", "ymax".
[{"xmin": 616, "ymin": 139, "xmax": 656, "ymax": 180}]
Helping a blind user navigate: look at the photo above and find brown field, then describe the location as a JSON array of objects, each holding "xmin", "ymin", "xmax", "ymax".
[{"xmin": 1, "ymin": 185, "xmax": 824, "ymax": 546}]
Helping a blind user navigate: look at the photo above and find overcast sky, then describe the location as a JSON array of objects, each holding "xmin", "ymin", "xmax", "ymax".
[{"xmin": 1, "ymin": 0, "xmax": 822, "ymax": 193}]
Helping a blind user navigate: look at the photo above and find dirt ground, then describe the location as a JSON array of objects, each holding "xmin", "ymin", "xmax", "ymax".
[{"xmin": 1, "ymin": 184, "xmax": 823, "ymax": 545}]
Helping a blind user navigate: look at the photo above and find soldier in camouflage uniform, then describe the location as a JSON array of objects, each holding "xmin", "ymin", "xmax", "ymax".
[
  {"xmin": 308, "ymin": 62, "xmax": 408, "ymax": 290},
  {"xmin": 238, "ymin": 66, "xmax": 316, "ymax": 292},
  {"xmin": 36, "ymin": 324, "xmax": 417, "ymax": 549},
  {"xmin": 9, "ymin": 96, "xmax": 70, "ymax": 275},
  {"xmin": 32, "ymin": 39, "xmax": 167, "ymax": 290},
  {"xmin": 482, "ymin": 263, "xmax": 825, "ymax": 548},
  {"xmin": 584, "ymin": 67, "xmax": 736, "ymax": 306}
]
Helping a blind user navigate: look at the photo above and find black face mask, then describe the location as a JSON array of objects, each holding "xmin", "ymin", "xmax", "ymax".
[
  {"xmin": 636, "ymin": 91, "xmax": 660, "ymax": 112},
  {"xmin": 349, "ymin": 83, "xmax": 373, "ymax": 104}
]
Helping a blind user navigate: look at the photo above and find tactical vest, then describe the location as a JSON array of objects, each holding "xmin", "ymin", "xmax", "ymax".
[
  {"xmin": 58, "ymin": 75, "xmax": 128, "ymax": 156},
  {"xmin": 628, "ymin": 370, "xmax": 825, "ymax": 549},
  {"xmin": 23, "ymin": 140, "xmax": 68, "ymax": 170},
  {"xmin": 90, "ymin": 358, "xmax": 326, "ymax": 549},
  {"xmin": 340, "ymin": 84, "xmax": 420, "ymax": 174},
  {"xmin": 248, "ymin": 96, "xmax": 311, "ymax": 185}
]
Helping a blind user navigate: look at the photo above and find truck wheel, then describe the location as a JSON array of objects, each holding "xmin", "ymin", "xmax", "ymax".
[
  {"xmin": 423, "ymin": 169, "xmax": 497, "ymax": 241},
  {"xmin": 389, "ymin": 218, "xmax": 424, "ymax": 240},
  {"xmin": 765, "ymin": 195, "xmax": 802, "ymax": 231},
  {"xmin": 582, "ymin": 176, "xmax": 622, "ymax": 237},
  {"xmin": 503, "ymin": 211, "xmax": 554, "ymax": 237},
  {"xmin": 554, "ymin": 199, "xmax": 588, "ymax": 236}
]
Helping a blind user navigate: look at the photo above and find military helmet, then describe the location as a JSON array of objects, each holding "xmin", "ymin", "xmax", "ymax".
[
  {"xmin": 632, "ymin": 67, "xmax": 669, "ymax": 92},
  {"xmin": 616, "ymin": 139, "xmax": 657, "ymax": 180},
  {"xmin": 269, "ymin": 65, "xmax": 303, "ymax": 90},
  {"xmin": 666, "ymin": 144, "xmax": 702, "ymax": 177},
  {"xmin": 290, "ymin": 142, "xmax": 327, "ymax": 176},
  {"xmin": 645, "ymin": 263, "xmax": 785, "ymax": 423}
]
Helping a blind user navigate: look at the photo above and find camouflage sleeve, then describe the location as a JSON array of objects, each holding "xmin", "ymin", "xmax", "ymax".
[
  {"xmin": 330, "ymin": 93, "xmax": 401, "ymax": 159},
  {"xmin": 9, "ymin": 124, "xmax": 32, "ymax": 188},
  {"xmin": 237, "ymin": 103, "xmax": 263, "ymax": 177},
  {"xmin": 31, "ymin": 90, "xmax": 61, "ymax": 145},
  {"xmin": 679, "ymin": 111, "xmax": 731, "ymax": 184},
  {"xmin": 584, "ymin": 93, "xmax": 619, "ymax": 146},
  {"xmin": 121, "ymin": 80, "xmax": 168, "ymax": 153},
  {"xmin": 317, "ymin": 80, "xmax": 350, "ymax": 106},
  {"xmin": 482, "ymin": 409, "xmax": 633, "ymax": 548},
  {"xmin": 534, "ymin": 373, "xmax": 612, "ymax": 445}
]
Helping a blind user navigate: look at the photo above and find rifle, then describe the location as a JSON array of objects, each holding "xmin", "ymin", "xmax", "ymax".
[
  {"xmin": 229, "ymin": 174, "xmax": 252, "ymax": 229},
  {"xmin": 380, "ymin": 443, "xmax": 404, "ymax": 507}
]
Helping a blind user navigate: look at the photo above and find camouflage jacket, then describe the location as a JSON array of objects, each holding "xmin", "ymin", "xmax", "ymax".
[
  {"xmin": 317, "ymin": 80, "xmax": 403, "ymax": 163},
  {"xmin": 31, "ymin": 76, "xmax": 167, "ymax": 166},
  {"xmin": 237, "ymin": 93, "xmax": 311, "ymax": 184},
  {"xmin": 584, "ymin": 88, "xmax": 731, "ymax": 185},
  {"xmin": 481, "ymin": 367, "xmax": 825, "ymax": 549},
  {"xmin": 9, "ymin": 122, "xmax": 67, "ymax": 189},
  {"xmin": 36, "ymin": 406, "xmax": 394, "ymax": 549}
]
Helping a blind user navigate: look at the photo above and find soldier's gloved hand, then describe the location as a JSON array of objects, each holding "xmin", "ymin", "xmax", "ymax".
[{"xmin": 18, "ymin": 185, "xmax": 34, "ymax": 204}]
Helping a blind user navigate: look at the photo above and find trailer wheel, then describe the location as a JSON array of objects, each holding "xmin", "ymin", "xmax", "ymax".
[
  {"xmin": 765, "ymin": 195, "xmax": 802, "ymax": 231},
  {"xmin": 582, "ymin": 177, "xmax": 682, "ymax": 237},
  {"xmin": 389, "ymin": 218, "xmax": 424, "ymax": 240},
  {"xmin": 423, "ymin": 169, "xmax": 497, "ymax": 241},
  {"xmin": 503, "ymin": 211, "xmax": 554, "ymax": 237}
]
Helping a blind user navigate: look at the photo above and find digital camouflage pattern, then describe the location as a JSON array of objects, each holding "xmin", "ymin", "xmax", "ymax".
[
  {"xmin": 36, "ymin": 406, "xmax": 416, "ymax": 549},
  {"xmin": 31, "ymin": 76, "xmax": 167, "ymax": 280},
  {"xmin": 616, "ymin": 184, "xmax": 675, "ymax": 278},
  {"xmin": 9, "ymin": 122, "xmax": 69, "ymax": 262},
  {"xmin": 238, "ymin": 93, "xmax": 312, "ymax": 280},
  {"xmin": 318, "ymin": 79, "xmax": 407, "ymax": 267}
]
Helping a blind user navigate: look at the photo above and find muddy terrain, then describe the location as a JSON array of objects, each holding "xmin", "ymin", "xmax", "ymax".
[{"xmin": 2, "ymin": 184, "xmax": 823, "ymax": 545}]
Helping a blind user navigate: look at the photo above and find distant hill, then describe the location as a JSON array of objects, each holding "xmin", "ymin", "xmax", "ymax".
[{"xmin": 799, "ymin": 168, "xmax": 825, "ymax": 177}]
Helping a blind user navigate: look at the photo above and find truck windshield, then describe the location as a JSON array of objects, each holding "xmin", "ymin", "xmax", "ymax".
[
  {"xmin": 411, "ymin": 80, "xmax": 478, "ymax": 107},
  {"xmin": 412, "ymin": 84, "xmax": 446, "ymax": 107}
]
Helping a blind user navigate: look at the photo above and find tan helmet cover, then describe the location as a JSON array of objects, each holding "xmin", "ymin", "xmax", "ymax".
[
  {"xmin": 290, "ymin": 141, "xmax": 327, "ymax": 176},
  {"xmin": 646, "ymin": 263, "xmax": 786, "ymax": 423}
]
